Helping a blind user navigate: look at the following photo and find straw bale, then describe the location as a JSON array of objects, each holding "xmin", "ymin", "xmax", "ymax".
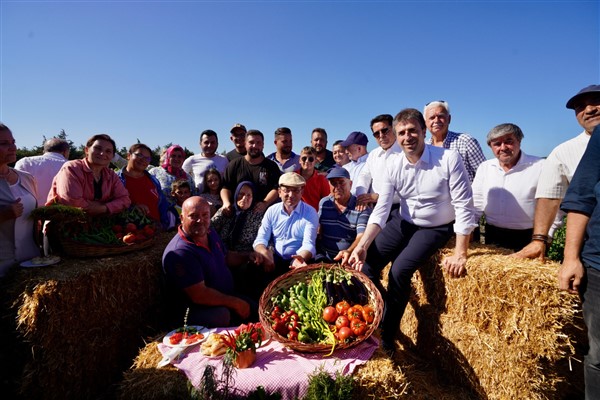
[
  {"xmin": 0, "ymin": 231, "xmax": 175, "ymax": 400},
  {"xmin": 396, "ymin": 243, "xmax": 585, "ymax": 399}
]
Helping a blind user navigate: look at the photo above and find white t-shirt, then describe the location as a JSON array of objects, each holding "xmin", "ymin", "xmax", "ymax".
[
  {"xmin": 182, "ymin": 154, "xmax": 228, "ymax": 193},
  {"xmin": 14, "ymin": 152, "xmax": 67, "ymax": 205}
]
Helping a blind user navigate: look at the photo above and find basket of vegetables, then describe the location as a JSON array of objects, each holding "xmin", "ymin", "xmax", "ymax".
[
  {"xmin": 258, "ymin": 264, "xmax": 383, "ymax": 354},
  {"xmin": 32, "ymin": 204, "xmax": 159, "ymax": 258}
]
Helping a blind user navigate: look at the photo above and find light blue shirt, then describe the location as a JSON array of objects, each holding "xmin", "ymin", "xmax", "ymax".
[{"xmin": 253, "ymin": 201, "xmax": 318, "ymax": 259}]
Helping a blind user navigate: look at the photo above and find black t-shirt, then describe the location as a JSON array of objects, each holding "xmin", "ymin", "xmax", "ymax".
[
  {"xmin": 222, "ymin": 156, "xmax": 281, "ymax": 202},
  {"xmin": 315, "ymin": 149, "xmax": 336, "ymax": 173}
]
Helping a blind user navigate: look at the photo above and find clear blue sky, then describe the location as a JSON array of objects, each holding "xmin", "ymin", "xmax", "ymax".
[{"xmin": 2, "ymin": 0, "xmax": 599, "ymax": 159}]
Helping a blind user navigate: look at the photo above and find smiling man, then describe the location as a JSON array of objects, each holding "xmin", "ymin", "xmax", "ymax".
[
  {"xmin": 253, "ymin": 172, "xmax": 318, "ymax": 275},
  {"xmin": 472, "ymin": 124, "xmax": 544, "ymax": 251},
  {"xmin": 182, "ymin": 129, "xmax": 229, "ymax": 193},
  {"xmin": 162, "ymin": 196, "xmax": 253, "ymax": 327},
  {"xmin": 424, "ymin": 100, "xmax": 486, "ymax": 182},
  {"xmin": 355, "ymin": 114, "xmax": 401, "ymax": 212},
  {"xmin": 514, "ymin": 84, "xmax": 600, "ymax": 260},
  {"xmin": 347, "ymin": 108, "xmax": 477, "ymax": 357}
]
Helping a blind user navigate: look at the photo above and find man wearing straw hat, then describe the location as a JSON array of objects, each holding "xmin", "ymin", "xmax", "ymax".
[
  {"xmin": 347, "ymin": 108, "xmax": 477, "ymax": 357},
  {"xmin": 253, "ymin": 172, "xmax": 318, "ymax": 276},
  {"xmin": 162, "ymin": 196, "xmax": 253, "ymax": 327}
]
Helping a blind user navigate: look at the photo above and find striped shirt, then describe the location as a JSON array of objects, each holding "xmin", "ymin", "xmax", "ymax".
[
  {"xmin": 317, "ymin": 195, "xmax": 371, "ymax": 259},
  {"xmin": 428, "ymin": 130, "xmax": 486, "ymax": 182}
]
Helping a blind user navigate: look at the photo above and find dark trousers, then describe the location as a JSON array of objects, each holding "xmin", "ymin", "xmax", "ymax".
[
  {"xmin": 484, "ymin": 224, "xmax": 533, "ymax": 252},
  {"xmin": 361, "ymin": 213, "xmax": 453, "ymax": 344},
  {"xmin": 583, "ymin": 265, "xmax": 600, "ymax": 399}
]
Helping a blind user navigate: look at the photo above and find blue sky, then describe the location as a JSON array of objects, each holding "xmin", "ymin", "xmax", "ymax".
[{"xmin": 2, "ymin": 0, "xmax": 599, "ymax": 159}]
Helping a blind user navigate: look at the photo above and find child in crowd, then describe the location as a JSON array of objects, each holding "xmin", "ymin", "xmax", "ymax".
[
  {"xmin": 171, "ymin": 180, "xmax": 192, "ymax": 218},
  {"xmin": 199, "ymin": 168, "xmax": 223, "ymax": 217}
]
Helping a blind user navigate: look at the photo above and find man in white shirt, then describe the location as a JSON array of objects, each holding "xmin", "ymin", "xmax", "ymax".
[
  {"xmin": 340, "ymin": 131, "xmax": 369, "ymax": 195},
  {"xmin": 355, "ymin": 114, "xmax": 401, "ymax": 212},
  {"xmin": 182, "ymin": 129, "xmax": 229, "ymax": 193},
  {"xmin": 472, "ymin": 123, "xmax": 544, "ymax": 251},
  {"xmin": 15, "ymin": 138, "xmax": 69, "ymax": 205},
  {"xmin": 347, "ymin": 108, "xmax": 477, "ymax": 356},
  {"xmin": 514, "ymin": 84, "xmax": 600, "ymax": 260}
]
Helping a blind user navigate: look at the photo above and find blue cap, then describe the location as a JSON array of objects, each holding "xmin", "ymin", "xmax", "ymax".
[
  {"xmin": 566, "ymin": 84, "xmax": 600, "ymax": 109},
  {"xmin": 340, "ymin": 131, "xmax": 368, "ymax": 147},
  {"xmin": 326, "ymin": 167, "xmax": 350, "ymax": 180}
]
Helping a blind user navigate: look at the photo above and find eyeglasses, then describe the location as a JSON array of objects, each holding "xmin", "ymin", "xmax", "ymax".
[
  {"xmin": 300, "ymin": 156, "xmax": 315, "ymax": 162},
  {"xmin": 280, "ymin": 186, "xmax": 301, "ymax": 194},
  {"xmin": 132, "ymin": 153, "xmax": 151, "ymax": 163},
  {"xmin": 372, "ymin": 127, "xmax": 390, "ymax": 138}
]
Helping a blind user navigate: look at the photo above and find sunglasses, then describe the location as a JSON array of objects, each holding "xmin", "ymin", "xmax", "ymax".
[
  {"xmin": 301, "ymin": 156, "xmax": 315, "ymax": 162},
  {"xmin": 372, "ymin": 127, "xmax": 391, "ymax": 138}
]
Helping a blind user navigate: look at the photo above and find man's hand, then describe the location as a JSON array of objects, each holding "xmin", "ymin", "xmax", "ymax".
[
  {"xmin": 442, "ymin": 254, "xmax": 467, "ymax": 278},
  {"xmin": 248, "ymin": 251, "xmax": 264, "ymax": 265},
  {"xmin": 85, "ymin": 201, "xmax": 108, "ymax": 216},
  {"xmin": 232, "ymin": 298, "xmax": 251, "ymax": 319},
  {"xmin": 511, "ymin": 241, "xmax": 546, "ymax": 262},
  {"xmin": 221, "ymin": 203, "xmax": 234, "ymax": 217},
  {"xmin": 356, "ymin": 193, "xmax": 377, "ymax": 212},
  {"xmin": 333, "ymin": 250, "xmax": 352, "ymax": 266},
  {"xmin": 290, "ymin": 255, "xmax": 308, "ymax": 269},
  {"xmin": 559, "ymin": 258, "xmax": 585, "ymax": 295},
  {"xmin": 347, "ymin": 247, "xmax": 367, "ymax": 271},
  {"xmin": 254, "ymin": 201, "xmax": 269, "ymax": 214}
]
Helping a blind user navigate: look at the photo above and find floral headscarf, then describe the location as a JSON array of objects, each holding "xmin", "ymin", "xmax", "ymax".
[{"xmin": 161, "ymin": 145, "xmax": 188, "ymax": 180}]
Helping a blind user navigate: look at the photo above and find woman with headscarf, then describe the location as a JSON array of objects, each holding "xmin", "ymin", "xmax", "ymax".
[
  {"xmin": 211, "ymin": 181, "xmax": 265, "ymax": 299},
  {"xmin": 149, "ymin": 145, "xmax": 196, "ymax": 200},
  {"xmin": 0, "ymin": 123, "xmax": 39, "ymax": 276}
]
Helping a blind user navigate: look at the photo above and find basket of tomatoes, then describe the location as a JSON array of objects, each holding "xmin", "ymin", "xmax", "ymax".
[
  {"xmin": 258, "ymin": 264, "xmax": 383, "ymax": 354},
  {"xmin": 36, "ymin": 205, "xmax": 159, "ymax": 258}
]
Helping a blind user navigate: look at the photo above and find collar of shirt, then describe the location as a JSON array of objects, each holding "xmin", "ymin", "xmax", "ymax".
[
  {"xmin": 44, "ymin": 152, "xmax": 68, "ymax": 161},
  {"xmin": 177, "ymin": 225, "xmax": 211, "ymax": 251}
]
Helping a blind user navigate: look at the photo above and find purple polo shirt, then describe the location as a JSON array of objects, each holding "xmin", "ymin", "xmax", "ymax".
[{"xmin": 162, "ymin": 226, "xmax": 234, "ymax": 294}]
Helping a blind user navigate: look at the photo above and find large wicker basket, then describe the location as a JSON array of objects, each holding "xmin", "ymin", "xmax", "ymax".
[{"xmin": 258, "ymin": 264, "xmax": 383, "ymax": 353}]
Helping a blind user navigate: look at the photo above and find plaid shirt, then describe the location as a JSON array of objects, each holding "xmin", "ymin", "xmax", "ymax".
[{"xmin": 428, "ymin": 131, "xmax": 486, "ymax": 182}]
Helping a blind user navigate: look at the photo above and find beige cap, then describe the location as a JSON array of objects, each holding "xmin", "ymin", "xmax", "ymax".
[
  {"xmin": 279, "ymin": 172, "xmax": 306, "ymax": 187},
  {"xmin": 230, "ymin": 123, "xmax": 247, "ymax": 134}
]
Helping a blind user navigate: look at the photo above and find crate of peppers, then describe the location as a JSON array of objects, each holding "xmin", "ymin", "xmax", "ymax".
[
  {"xmin": 258, "ymin": 264, "xmax": 383, "ymax": 355},
  {"xmin": 31, "ymin": 204, "xmax": 159, "ymax": 258}
]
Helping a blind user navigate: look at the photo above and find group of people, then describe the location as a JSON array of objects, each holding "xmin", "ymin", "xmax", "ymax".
[{"xmin": 2, "ymin": 84, "xmax": 600, "ymax": 396}]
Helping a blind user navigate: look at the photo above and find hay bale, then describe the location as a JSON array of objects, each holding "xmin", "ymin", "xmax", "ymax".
[
  {"xmin": 398, "ymin": 243, "xmax": 585, "ymax": 399},
  {"xmin": 0, "ymin": 231, "xmax": 175, "ymax": 400}
]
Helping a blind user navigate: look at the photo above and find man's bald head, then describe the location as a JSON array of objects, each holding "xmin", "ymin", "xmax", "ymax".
[
  {"xmin": 181, "ymin": 196, "xmax": 212, "ymax": 241},
  {"xmin": 44, "ymin": 138, "xmax": 70, "ymax": 157}
]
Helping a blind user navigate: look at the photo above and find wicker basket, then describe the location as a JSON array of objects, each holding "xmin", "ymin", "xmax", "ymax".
[
  {"xmin": 258, "ymin": 264, "xmax": 383, "ymax": 353},
  {"xmin": 57, "ymin": 236, "xmax": 156, "ymax": 258}
]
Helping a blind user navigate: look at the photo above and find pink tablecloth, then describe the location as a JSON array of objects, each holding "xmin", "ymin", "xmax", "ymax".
[{"xmin": 158, "ymin": 329, "xmax": 379, "ymax": 399}]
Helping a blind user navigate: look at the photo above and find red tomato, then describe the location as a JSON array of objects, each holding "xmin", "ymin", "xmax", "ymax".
[
  {"xmin": 169, "ymin": 332, "xmax": 183, "ymax": 345},
  {"xmin": 362, "ymin": 305, "xmax": 375, "ymax": 324},
  {"xmin": 347, "ymin": 306, "xmax": 363, "ymax": 321},
  {"xmin": 322, "ymin": 306, "xmax": 338, "ymax": 323},
  {"xmin": 350, "ymin": 318, "xmax": 367, "ymax": 336},
  {"xmin": 287, "ymin": 330, "xmax": 298, "ymax": 341},
  {"xmin": 335, "ymin": 300, "xmax": 350, "ymax": 316},
  {"xmin": 125, "ymin": 223, "xmax": 137, "ymax": 233},
  {"xmin": 271, "ymin": 306, "xmax": 282, "ymax": 320},
  {"xmin": 337, "ymin": 326, "xmax": 353, "ymax": 342},
  {"xmin": 335, "ymin": 315, "xmax": 350, "ymax": 330},
  {"xmin": 122, "ymin": 233, "xmax": 136, "ymax": 244},
  {"xmin": 143, "ymin": 225, "xmax": 155, "ymax": 236}
]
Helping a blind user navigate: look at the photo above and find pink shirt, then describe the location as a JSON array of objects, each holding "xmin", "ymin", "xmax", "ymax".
[{"xmin": 47, "ymin": 158, "xmax": 131, "ymax": 214}]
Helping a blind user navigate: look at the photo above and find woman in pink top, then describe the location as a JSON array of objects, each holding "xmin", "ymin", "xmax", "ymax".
[
  {"xmin": 47, "ymin": 134, "xmax": 130, "ymax": 215},
  {"xmin": 296, "ymin": 146, "xmax": 330, "ymax": 212}
]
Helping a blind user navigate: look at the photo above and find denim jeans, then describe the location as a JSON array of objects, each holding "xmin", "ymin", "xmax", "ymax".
[{"xmin": 583, "ymin": 265, "xmax": 600, "ymax": 399}]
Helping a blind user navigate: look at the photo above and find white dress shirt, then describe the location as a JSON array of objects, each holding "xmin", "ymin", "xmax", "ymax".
[
  {"xmin": 14, "ymin": 152, "xmax": 68, "ymax": 205},
  {"xmin": 355, "ymin": 142, "xmax": 401, "ymax": 204},
  {"xmin": 535, "ymin": 131, "xmax": 590, "ymax": 199},
  {"xmin": 472, "ymin": 151, "xmax": 543, "ymax": 229},
  {"xmin": 343, "ymin": 153, "xmax": 369, "ymax": 195},
  {"xmin": 369, "ymin": 145, "xmax": 477, "ymax": 236}
]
